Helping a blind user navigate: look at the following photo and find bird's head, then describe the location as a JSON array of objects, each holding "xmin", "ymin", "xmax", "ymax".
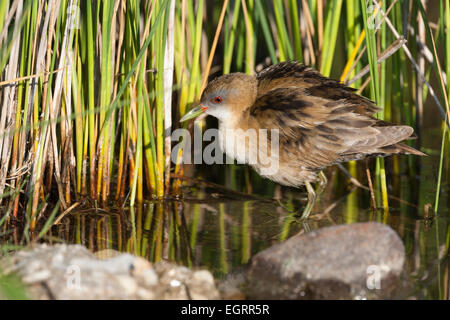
[{"xmin": 180, "ymin": 73, "xmax": 257, "ymax": 123}]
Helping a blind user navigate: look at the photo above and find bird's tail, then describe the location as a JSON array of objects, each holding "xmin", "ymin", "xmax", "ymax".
[{"xmin": 378, "ymin": 142, "xmax": 426, "ymax": 156}]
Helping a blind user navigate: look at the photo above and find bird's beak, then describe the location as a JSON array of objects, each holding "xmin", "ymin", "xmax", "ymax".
[{"xmin": 179, "ymin": 105, "xmax": 208, "ymax": 122}]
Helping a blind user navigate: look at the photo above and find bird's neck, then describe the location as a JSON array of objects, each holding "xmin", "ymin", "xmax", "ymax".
[{"xmin": 218, "ymin": 108, "xmax": 250, "ymax": 132}]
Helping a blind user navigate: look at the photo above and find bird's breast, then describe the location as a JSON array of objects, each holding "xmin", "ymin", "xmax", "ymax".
[
  {"xmin": 218, "ymin": 121, "xmax": 255, "ymax": 164},
  {"xmin": 217, "ymin": 121, "xmax": 283, "ymax": 176},
  {"xmin": 217, "ymin": 120, "xmax": 319, "ymax": 187}
]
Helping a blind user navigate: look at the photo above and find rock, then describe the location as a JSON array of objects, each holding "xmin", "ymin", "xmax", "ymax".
[
  {"xmin": 0, "ymin": 244, "xmax": 219, "ymax": 300},
  {"xmin": 187, "ymin": 270, "xmax": 219, "ymax": 300},
  {"xmin": 246, "ymin": 222, "xmax": 405, "ymax": 299},
  {"xmin": 217, "ymin": 269, "xmax": 247, "ymax": 300},
  {"xmin": 153, "ymin": 262, "xmax": 220, "ymax": 300},
  {"xmin": 138, "ymin": 268, "xmax": 159, "ymax": 287}
]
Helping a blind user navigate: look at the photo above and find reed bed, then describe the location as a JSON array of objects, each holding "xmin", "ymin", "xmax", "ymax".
[{"xmin": 0, "ymin": 1, "xmax": 447, "ymax": 241}]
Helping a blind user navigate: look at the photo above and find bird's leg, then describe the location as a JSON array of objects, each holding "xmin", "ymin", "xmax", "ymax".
[
  {"xmin": 316, "ymin": 171, "xmax": 328, "ymax": 196},
  {"xmin": 301, "ymin": 220, "xmax": 311, "ymax": 232},
  {"xmin": 279, "ymin": 174, "xmax": 325, "ymax": 219},
  {"xmin": 299, "ymin": 181, "xmax": 316, "ymax": 220}
]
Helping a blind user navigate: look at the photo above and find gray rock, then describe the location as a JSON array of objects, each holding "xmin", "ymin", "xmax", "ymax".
[
  {"xmin": 1, "ymin": 244, "xmax": 219, "ymax": 300},
  {"xmin": 217, "ymin": 269, "xmax": 246, "ymax": 300},
  {"xmin": 246, "ymin": 222, "xmax": 405, "ymax": 299},
  {"xmin": 153, "ymin": 262, "xmax": 220, "ymax": 300}
]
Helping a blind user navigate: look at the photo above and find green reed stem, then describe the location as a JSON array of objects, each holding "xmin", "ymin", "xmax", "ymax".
[{"xmin": 320, "ymin": 0, "xmax": 343, "ymax": 76}]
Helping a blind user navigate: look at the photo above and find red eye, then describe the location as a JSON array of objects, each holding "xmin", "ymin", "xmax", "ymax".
[{"xmin": 212, "ymin": 96, "xmax": 223, "ymax": 104}]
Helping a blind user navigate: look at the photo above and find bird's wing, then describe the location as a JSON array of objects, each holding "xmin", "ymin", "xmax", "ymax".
[
  {"xmin": 249, "ymin": 87, "xmax": 416, "ymax": 169},
  {"xmin": 256, "ymin": 61, "xmax": 380, "ymax": 116}
]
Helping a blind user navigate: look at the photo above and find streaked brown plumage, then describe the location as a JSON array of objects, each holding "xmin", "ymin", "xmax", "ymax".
[{"xmin": 181, "ymin": 61, "xmax": 425, "ymax": 219}]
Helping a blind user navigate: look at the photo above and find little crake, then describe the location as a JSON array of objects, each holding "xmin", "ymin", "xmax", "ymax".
[{"xmin": 181, "ymin": 61, "xmax": 425, "ymax": 219}]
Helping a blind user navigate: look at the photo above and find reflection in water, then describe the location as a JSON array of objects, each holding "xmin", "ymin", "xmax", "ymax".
[
  {"xmin": 52, "ymin": 197, "xmax": 306, "ymax": 272},
  {"xmin": 38, "ymin": 180, "xmax": 448, "ymax": 300}
]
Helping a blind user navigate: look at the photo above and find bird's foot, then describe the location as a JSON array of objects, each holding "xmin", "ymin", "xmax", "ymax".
[
  {"xmin": 277, "ymin": 175, "xmax": 326, "ymax": 222},
  {"xmin": 292, "ymin": 210, "xmax": 311, "ymax": 231}
]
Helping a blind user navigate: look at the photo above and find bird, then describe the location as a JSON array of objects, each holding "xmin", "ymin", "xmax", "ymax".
[{"xmin": 180, "ymin": 61, "xmax": 425, "ymax": 220}]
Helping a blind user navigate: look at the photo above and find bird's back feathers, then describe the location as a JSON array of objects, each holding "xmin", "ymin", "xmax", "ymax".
[{"xmin": 248, "ymin": 61, "xmax": 425, "ymax": 170}]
